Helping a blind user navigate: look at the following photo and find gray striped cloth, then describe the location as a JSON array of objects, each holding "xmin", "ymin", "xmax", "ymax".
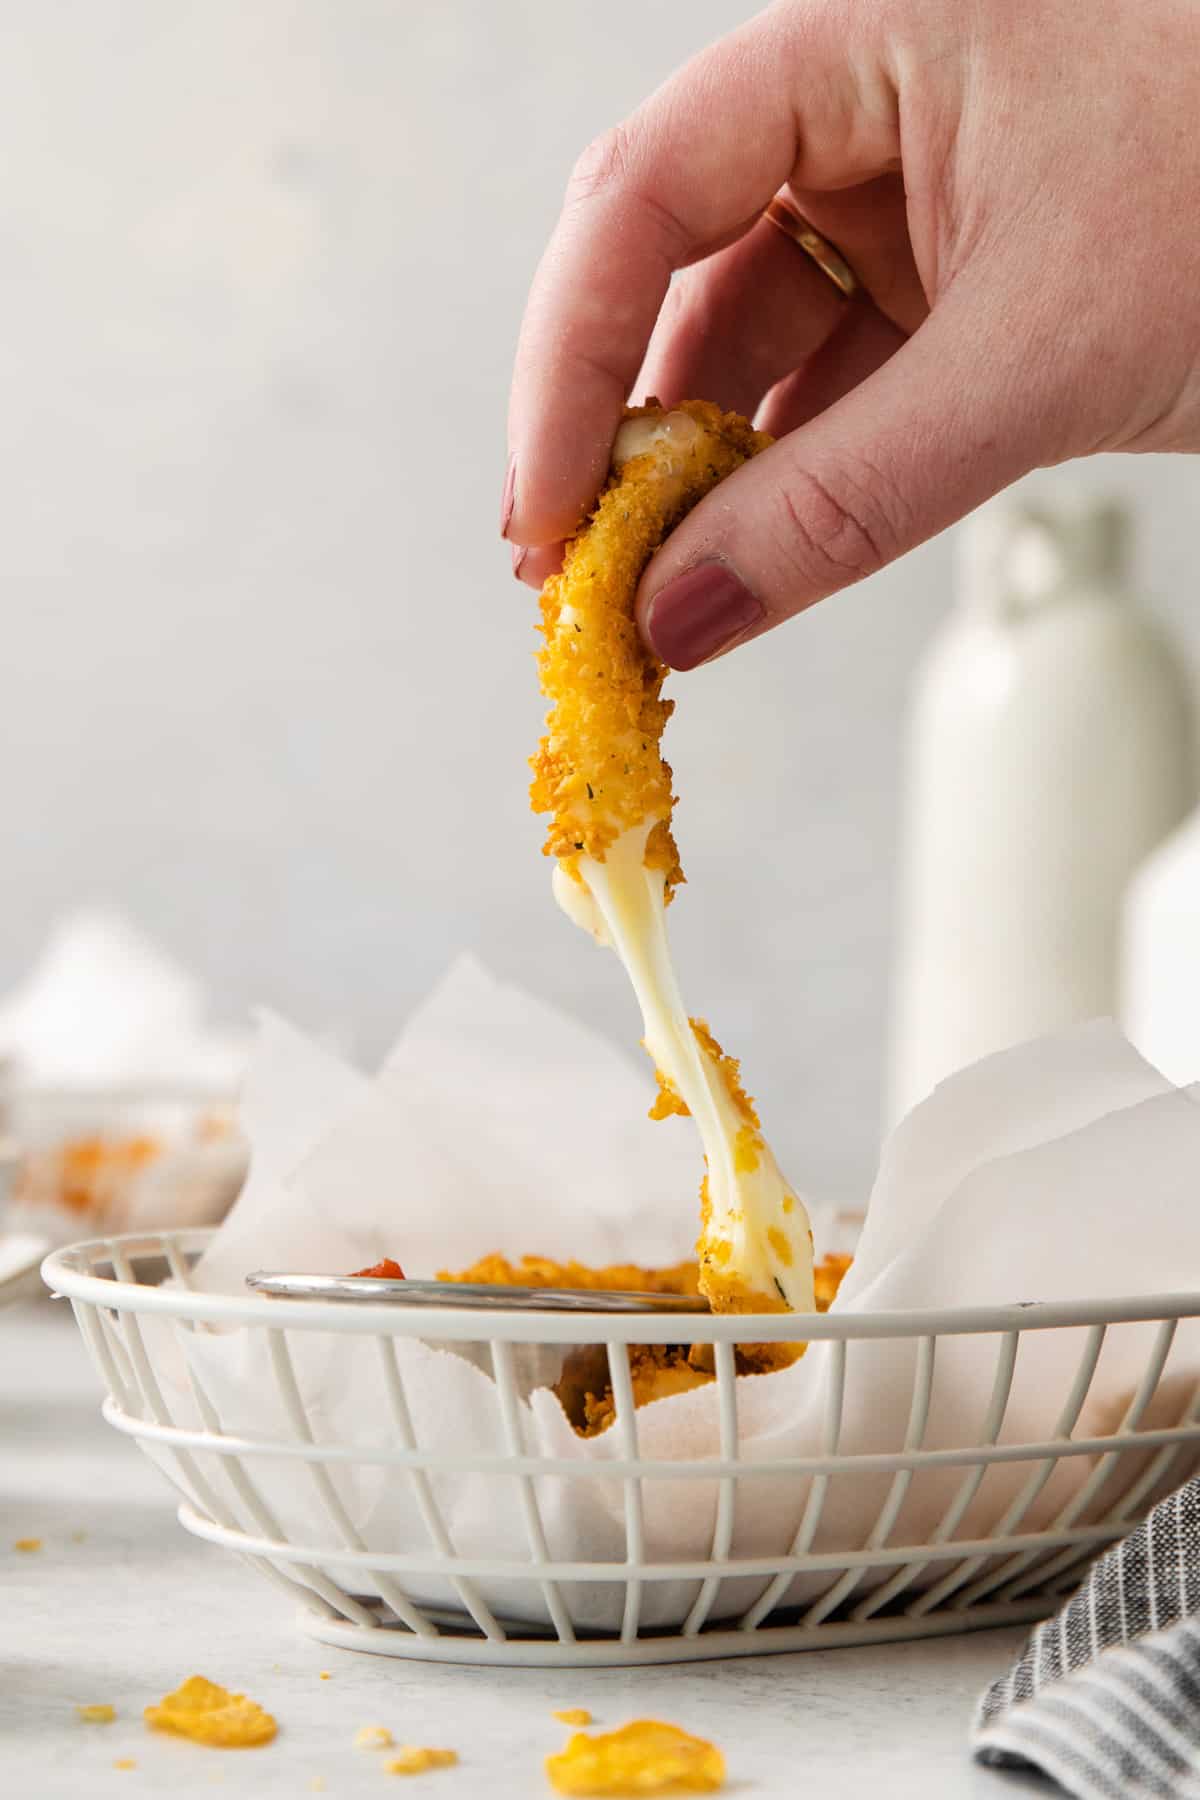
[{"xmin": 973, "ymin": 1476, "xmax": 1200, "ymax": 1796}]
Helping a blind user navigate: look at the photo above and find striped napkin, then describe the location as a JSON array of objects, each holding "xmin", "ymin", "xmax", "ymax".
[{"xmin": 973, "ymin": 1475, "xmax": 1200, "ymax": 1797}]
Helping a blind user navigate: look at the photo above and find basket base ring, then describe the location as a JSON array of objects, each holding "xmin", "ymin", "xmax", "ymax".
[{"xmin": 296, "ymin": 1600, "xmax": 1057, "ymax": 1669}]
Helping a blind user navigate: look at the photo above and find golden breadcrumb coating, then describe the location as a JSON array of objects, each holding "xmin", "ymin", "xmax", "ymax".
[
  {"xmin": 355, "ymin": 1725, "xmax": 395, "ymax": 1750},
  {"xmin": 546, "ymin": 1719, "xmax": 725, "ymax": 1795},
  {"xmin": 530, "ymin": 400, "xmax": 769, "ymax": 894},
  {"xmin": 144, "ymin": 1676, "xmax": 276, "ymax": 1748},
  {"xmin": 384, "ymin": 1746, "xmax": 458, "ymax": 1775},
  {"xmin": 543, "ymin": 1253, "xmax": 852, "ymax": 1437},
  {"xmin": 647, "ymin": 1064, "xmax": 689, "ymax": 1121},
  {"xmin": 439, "ymin": 1252, "xmax": 702, "ymax": 1296}
]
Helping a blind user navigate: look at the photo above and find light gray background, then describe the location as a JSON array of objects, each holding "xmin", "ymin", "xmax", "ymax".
[{"xmin": 2, "ymin": 1, "xmax": 1196, "ymax": 1206}]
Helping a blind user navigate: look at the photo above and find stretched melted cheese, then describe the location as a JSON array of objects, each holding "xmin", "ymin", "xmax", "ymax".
[{"xmin": 532, "ymin": 404, "xmax": 815, "ymax": 1316}]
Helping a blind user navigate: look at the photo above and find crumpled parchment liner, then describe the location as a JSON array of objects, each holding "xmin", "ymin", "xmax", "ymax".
[
  {"xmin": 0, "ymin": 908, "xmax": 247, "ymax": 1091},
  {"xmin": 135, "ymin": 961, "xmax": 1200, "ymax": 1632}
]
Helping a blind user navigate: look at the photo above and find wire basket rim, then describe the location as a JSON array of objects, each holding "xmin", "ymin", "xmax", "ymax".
[{"xmin": 42, "ymin": 1228, "xmax": 1200, "ymax": 1345}]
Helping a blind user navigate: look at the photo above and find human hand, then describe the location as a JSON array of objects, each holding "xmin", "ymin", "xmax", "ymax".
[{"xmin": 504, "ymin": 0, "xmax": 1200, "ymax": 667}]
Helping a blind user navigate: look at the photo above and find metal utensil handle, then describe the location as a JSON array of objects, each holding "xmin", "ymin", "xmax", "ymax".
[{"xmin": 245, "ymin": 1271, "xmax": 711, "ymax": 1315}]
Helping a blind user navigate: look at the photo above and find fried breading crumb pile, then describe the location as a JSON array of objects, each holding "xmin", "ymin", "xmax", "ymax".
[
  {"xmin": 355, "ymin": 1725, "xmax": 395, "ymax": 1749},
  {"xmin": 546, "ymin": 1719, "xmax": 725, "ymax": 1795},
  {"xmin": 439, "ymin": 1252, "xmax": 701, "ymax": 1296},
  {"xmin": 144, "ymin": 1676, "xmax": 277, "ymax": 1748},
  {"xmin": 384, "ymin": 1745, "xmax": 459, "ymax": 1775},
  {"xmin": 550, "ymin": 1252, "xmax": 852, "ymax": 1437}
]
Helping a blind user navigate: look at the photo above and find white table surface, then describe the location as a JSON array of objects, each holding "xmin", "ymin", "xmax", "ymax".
[{"xmin": 4, "ymin": 1301, "xmax": 1044, "ymax": 1799}]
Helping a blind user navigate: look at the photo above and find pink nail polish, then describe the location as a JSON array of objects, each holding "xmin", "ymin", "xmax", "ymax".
[
  {"xmin": 511, "ymin": 543, "xmax": 527, "ymax": 580},
  {"xmin": 500, "ymin": 456, "xmax": 516, "ymax": 538},
  {"xmin": 645, "ymin": 562, "xmax": 764, "ymax": 669}
]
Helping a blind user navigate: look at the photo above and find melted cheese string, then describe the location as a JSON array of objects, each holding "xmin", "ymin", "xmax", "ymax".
[{"xmin": 557, "ymin": 826, "xmax": 814, "ymax": 1312}]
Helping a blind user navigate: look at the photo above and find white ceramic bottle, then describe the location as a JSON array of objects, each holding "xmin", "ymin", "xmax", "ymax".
[
  {"xmin": 886, "ymin": 493, "xmax": 1195, "ymax": 1129},
  {"xmin": 1123, "ymin": 803, "xmax": 1200, "ymax": 1085}
]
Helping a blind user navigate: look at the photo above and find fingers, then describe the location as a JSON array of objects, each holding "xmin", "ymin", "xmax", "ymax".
[
  {"xmin": 512, "ymin": 303, "xmax": 904, "ymax": 594},
  {"xmin": 634, "ymin": 283, "xmax": 1053, "ymax": 669},
  {"xmin": 782, "ymin": 174, "xmax": 929, "ymax": 336},
  {"xmin": 513, "ymin": 542, "xmax": 562, "ymax": 590},
  {"xmin": 505, "ymin": 5, "xmax": 900, "ymax": 549},
  {"xmin": 757, "ymin": 304, "xmax": 906, "ymax": 437},
  {"xmin": 512, "ymin": 303, "xmax": 901, "ymax": 594},
  {"xmin": 633, "ymin": 215, "xmax": 849, "ymax": 421}
]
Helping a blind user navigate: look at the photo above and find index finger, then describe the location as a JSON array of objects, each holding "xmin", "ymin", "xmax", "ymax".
[{"xmin": 504, "ymin": 4, "xmax": 897, "ymax": 547}]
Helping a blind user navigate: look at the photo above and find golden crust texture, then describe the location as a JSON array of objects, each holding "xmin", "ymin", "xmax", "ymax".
[
  {"xmin": 530, "ymin": 400, "xmax": 770, "ymax": 896},
  {"xmin": 539, "ymin": 1252, "xmax": 853, "ymax": 1437},
  {"xmin": 438, "ymin": 1251, "xmax": 702, "ymax": 1296}
]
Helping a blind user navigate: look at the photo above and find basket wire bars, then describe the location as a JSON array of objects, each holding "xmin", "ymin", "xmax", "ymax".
[{"xmin": 43, "ymin": 1230, "xmax": 1200, "ymax": 1668}]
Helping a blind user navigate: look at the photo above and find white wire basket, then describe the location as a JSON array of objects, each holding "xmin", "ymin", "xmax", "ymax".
[{"xmin": 44, "ymin": 1229, "xmax": 1200, "ymax": 1669}]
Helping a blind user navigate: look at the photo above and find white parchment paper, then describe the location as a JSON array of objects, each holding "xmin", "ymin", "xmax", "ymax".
[
  {"xmin": 140, "ymin": 960, "xmax": 1200, "ymax": 1630},
  {"xmin": 1, "ymin": 912, "xmax": 251, "ymax": 1245}
]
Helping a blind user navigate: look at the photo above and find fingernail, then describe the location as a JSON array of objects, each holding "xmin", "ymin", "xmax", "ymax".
[
  {"xmin": 644, "ymin": 562, "xmax": 765, "ymax": 670},
  {"xmin": 500, "ymin": 455, "xmax": 516, "ymax": 537},
  {"xmin": 511, "ymin": 542, "xmax": 527, "ymax": 580}
]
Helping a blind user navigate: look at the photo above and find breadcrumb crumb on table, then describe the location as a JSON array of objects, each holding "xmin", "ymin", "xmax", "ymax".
[
  {"xmin": 113, "ymin": 1759, "xmax": 136, "ymax": 1771},
  {"xmin": 14, "ymin": 1537, "xmax": 42, "ymax": 1552},
  {"xmin": 144, "ymin": 1675, "xmax": 277, "ymax": 1748},
  {"xmin": 553, "ymin": 1709, "xmax": 593, "ymax": 1726},
  {"xmin": 384, "ymin": 1745, "xmax": 458, "ymax": 1775},
  {"xmin": 354, "ymin": 1725, "xmax": 395, "ymax": 1750},
  {"xmin": 546, "ymin": 1719, "xmax": 725, "ymax": 1795},
  {"xmin": 77, "ymin": 1703, "xmax": 116, "ymax": 1723}
]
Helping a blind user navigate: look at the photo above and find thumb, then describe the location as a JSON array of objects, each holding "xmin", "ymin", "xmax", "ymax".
[{"xmin": 636, "ymin": 287, "xmax": 1059, "ymax": 669}]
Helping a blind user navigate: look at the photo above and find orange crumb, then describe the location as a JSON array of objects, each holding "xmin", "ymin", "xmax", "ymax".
[
  {"xmin": 114, "ymin": 1758, "xmax": 136, "ymax": 1771},
  {"xmin": 318, "ymin": 1671, "xmax": 331, "ymax": 1680},
  {"xmin": 17, "ymin": 1133, "xmax": 163, "ymax": 1218},
  {"xmin": 355, "ymin": 1725, "xmax": 394, "ymax": 1750},
  {"xmin": 690, "ymin": 1019, "xmax": 758, "ymax": 1128},
  {"xmin": 77, "ymin": 1703, "xmax": 116, "ymax": 1723},
  {"xmin": 546, "ymin": 1719, "xmax": 724, "ymax": 1794},
  {"xmin": 349, "ymin": 1259, "xmax": 405, "ymax": 1279},
  {"xmin": 14, "ymin": 1538, "xmax": 42, "ymax": 1552},
  {"xmin": 647, "ymin": 1064, "xmax": 689, "ymax": 1121},
  {"xmin": 144, "ymin": 1676, "xmax": 276, "ymax": 1748},
  {"xmin": 554, "ymin": 1709, "xmax": 593, "ymax": 1726},
  {"xmin": 439, "ymin": 1252, "xmax": 701, "ymax": 1298},
  {"xmin": 384, "ymin": 1745, "xmax": 458, "ymax": 1775},
  {"xmin": 733, "ymin": 1125, "xmax": 761, "ymax": 1174},
  {"xmin": 814, "ymin": 1251, "xmax": 852, "ymax": 1311},
  {"xmin": 766, "ymin": 1226, "xmax": 793, "ymax": 1268}
]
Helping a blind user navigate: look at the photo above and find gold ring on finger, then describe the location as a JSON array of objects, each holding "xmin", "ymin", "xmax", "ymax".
[{"xmin": 762, "ymin": 195, "xmax": 863, "ymax": 302}]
